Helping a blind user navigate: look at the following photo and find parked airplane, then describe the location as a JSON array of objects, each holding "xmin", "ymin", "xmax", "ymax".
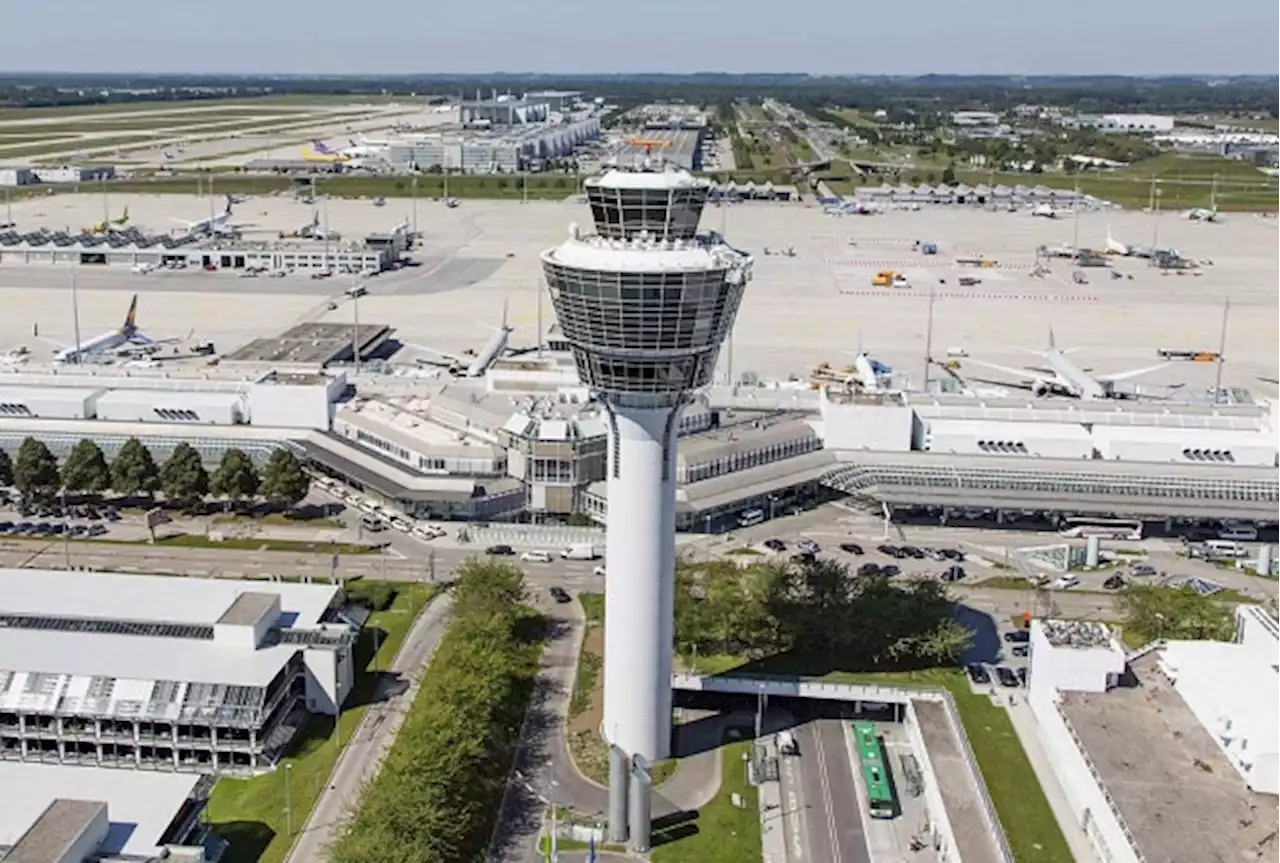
[
  {"xmin": 301, "ymin": 140, "xmax": 351, "ymax": 164},
  {"xmin": 173, "ymin": 196, "xmax": 239, "ymax": 238},
  {"xmin": 407, "ymin": 301, "xmax": 522, "ymax": 378},
  {"xmin": 1103, "ymin": 227, "xmax": 1175, "ymax": 260},
  {"xmin": 0, "ymin": 346, "xmax": 30, "ymax": 367},
  {"xmin": 1187, "ymin": 207, "xmax": 1220, "ymax": 222},
  {"xmin": 967, "ymin": 328, "xmax": 1175, "ymax": 400},
  {"xmin": 85, "ymin": 207, "xmax": 129, "ymax": 234},
  {"xmin": 42, "ymin": 296, "xmax": 186, "ymax": 364},
  {"xmin": 1030, "ymin": 204, "xmax": 1058, "ymax": 219}
]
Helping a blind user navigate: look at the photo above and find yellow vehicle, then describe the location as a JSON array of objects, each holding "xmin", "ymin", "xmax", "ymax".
[{"xmin": 872, "ymin": 270, "xmax": 895, "ymax": 286}]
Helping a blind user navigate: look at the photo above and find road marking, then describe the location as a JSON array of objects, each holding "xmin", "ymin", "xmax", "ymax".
[{"xmin": 813, "ymin": 724, "xmax": 843, "ymax": 863}]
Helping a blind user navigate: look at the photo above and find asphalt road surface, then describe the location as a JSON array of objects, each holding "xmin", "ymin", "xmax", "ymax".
[
  {"xmin": 285, "ymin": 592, "xmax": 454, "ymax": 863},
  {"xmin": 782, "ymin": 720, "xmax": 870, "ymax": 863}
]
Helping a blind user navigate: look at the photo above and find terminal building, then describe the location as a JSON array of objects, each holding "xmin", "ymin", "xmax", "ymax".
[
  {"xmin": 0, "ymin": 226, "xmax": 401, "ymax": 273},
  {"xmin": 0, "ymin": 569, "xmax": 358, "ymax": 776},
  {"xmin": 384, "ymin": 117, "xmax": 601, "ymax": 173}
]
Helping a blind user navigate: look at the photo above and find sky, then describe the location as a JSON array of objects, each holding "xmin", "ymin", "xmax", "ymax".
[{"xmin": 1, "ymin": 0, "xmax": 1276, "ymax": 76}]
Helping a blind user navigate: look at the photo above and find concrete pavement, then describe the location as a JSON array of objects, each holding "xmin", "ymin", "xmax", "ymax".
[{"xmin": 285, "ymin": 592, "xmax": 454, "ymax": 863}]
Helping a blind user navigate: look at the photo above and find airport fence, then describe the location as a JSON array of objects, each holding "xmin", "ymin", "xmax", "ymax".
[{"xmin": 459, "ymin": 524, "xmax": 604, "ymax": 551}]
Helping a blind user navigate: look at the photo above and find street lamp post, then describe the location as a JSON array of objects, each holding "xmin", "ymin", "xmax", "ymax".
[
  {"xmin": 284, "ymin": 762, "xmax": 293, "ymax": 837},
  {"xmin": 60, "ymin": 487, "xmax": 70, "ymax": 569}
]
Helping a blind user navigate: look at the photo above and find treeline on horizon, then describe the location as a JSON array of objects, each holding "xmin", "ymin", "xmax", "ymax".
[{"xmin": 0, "ymin": 72, "xmax": 1276, "ymax": 117}]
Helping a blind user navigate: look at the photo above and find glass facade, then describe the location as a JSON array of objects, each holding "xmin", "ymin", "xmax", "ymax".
[
  {"xmin": 542, "ymin": 263, "xmax": 745, "ymax": 400},
  {"xmin": 585, "ymin": 184, "xmax": 708, "ymax": 241}
]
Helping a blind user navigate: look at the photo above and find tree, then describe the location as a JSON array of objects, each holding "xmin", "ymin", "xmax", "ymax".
[
  {"xmin": 210, "ymin": 448, "xmax": 259, "ymax": 508},
  {"xmin": 61, "ymin": 439, "xmax": 111, "ymax": 496},
  {"xmin": 110, "ymin": 438, "xmax": 160, "ymax": 499},
  {"xmin": 941, "ymin": 164, "xmax": 957, "ymax": 185},
  {"xmin": 0, "ymin": 447, "xmax": 12, "ymax": 487},
  {"xmin": 1119, "ymin": 585, "xmax": 1235, "ymax": 643},
  {"xmin": 13, "ymin": 438, "xmax": 60, "ymax": 503},
  {"xmin": 159, "ymin": 443, "xmax": 208, "ymax": 509},
  {"xmin": 258, "ymin": 449, "xmax": 309, "ymax": 508}
]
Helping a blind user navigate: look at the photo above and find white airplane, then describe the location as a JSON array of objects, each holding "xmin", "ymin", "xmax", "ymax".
[
  {"xmin": 1031, "ymin": 204, "xmax": 1058, "ymax": 219},
  {"xmin": 966, "ymin": 328, "xmax": 1175, "ymax": 400},
  {"xmin": 42, "ymin": 295, "xmax": 185, "ymax": 364},
  {"xmin": 406, "ymin": 301, "xmax": 523, "ymax": 378},
  {"xmin": 0, "ymin": 346, "xmax": 30, "ymax": 367},
  {"xmin": 1187, "ymin": 207, "xmax": 1220, "ymax": 222},
  {"xmin": 172, "ymin": 196, "xmax": 241, "ymax": 238}
]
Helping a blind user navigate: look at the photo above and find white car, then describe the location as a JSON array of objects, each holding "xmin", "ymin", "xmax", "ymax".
[
  {"xmin": 1050, "ymin": 575, "xmax": 1081, "ymax": 590},
  {"xmin": 412, "ymin": 525, "xmax": 446, "ymax": 541},
  {"xmin": 592, "ymin": 565, "xmax": 606, "ymax": 577},
  {"xmin": 521, "ymin": 550, "xmax": 553, "ymax": 564}
]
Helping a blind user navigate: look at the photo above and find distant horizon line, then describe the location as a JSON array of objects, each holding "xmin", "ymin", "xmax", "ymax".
[{"xmin": 0, "ymin": 70, "xmax": 1276, "ymax": 80}]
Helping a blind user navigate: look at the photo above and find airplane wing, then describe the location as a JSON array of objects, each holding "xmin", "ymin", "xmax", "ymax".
[
  {"xmin": 403, "ymin": 343, "xmax": 463, "ymax": 366},
  {"xmin": 964, "ymin": 358, "xmax": 1040, "ymax": 382},
  {"xmin": 36, "ymin": 336, "xmax": 71, "ymax": 351},
  {"xmin": 1095, "ymin": 362, "xmax": 1169, "ymax": 383}
]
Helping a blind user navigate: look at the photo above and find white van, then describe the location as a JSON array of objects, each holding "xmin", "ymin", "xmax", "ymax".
[
  {"xmin": 521, "ymin": 550, "xmax": 553, "ymax": 564},
  {"xmin": 561, "ymin": 544, "xmax": 599, "ymax": 561},
  {"xmin": 1218, "ymin": 523, "xmax": 1258, "ymax": 542},
  {"xmin": 1203, "ymin": 539, "xmax": 1248, "ymax": 558},
  {"xmin": 738, "ymin": 508, "xmax": 765, "ymax": 528}
]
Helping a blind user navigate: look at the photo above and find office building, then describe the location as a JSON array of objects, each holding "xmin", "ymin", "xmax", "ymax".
[{"xmin": 0, "ymin": 569, "xmax": 357, "ymax": 776}]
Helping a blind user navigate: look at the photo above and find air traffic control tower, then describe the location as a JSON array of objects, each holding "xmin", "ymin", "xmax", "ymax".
[{"xmin": 541, "ymin": 165, "xmax": 752, "ymax": 849}]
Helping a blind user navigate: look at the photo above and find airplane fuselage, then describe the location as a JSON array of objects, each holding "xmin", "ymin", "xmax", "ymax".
[{"xmin": 55, "ymin": 328, "xmax": 133, "ymax": 363}]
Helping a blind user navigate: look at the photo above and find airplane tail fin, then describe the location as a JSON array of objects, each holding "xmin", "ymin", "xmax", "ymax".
[
  {"xmin": 124, "ymin": 295, "xmax": 139, "ymax": 331},
  {"xmin": 225, "ymin": 194, "xmax": 233, "ymax": 215}
]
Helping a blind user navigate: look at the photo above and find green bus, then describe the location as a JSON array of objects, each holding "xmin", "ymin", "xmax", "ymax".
[{"xmin": 852, "ymin": 721, "xmax": 897, "ymax": 819}]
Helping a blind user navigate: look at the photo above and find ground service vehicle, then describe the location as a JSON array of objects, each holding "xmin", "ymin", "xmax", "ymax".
[{"xmin": 561, "ymin": 543, "xmax": 599, "ymax": 560}]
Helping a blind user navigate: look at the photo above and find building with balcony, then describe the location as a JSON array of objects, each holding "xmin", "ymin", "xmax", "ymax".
[{"xmin": 0, "ymin": 570, "xmax": 357, "ymax": 776}]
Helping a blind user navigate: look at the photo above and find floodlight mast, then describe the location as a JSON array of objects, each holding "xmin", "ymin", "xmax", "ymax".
[{"xmin": 541, "ymin": 165, "xmax": 751, "ymax": 847}]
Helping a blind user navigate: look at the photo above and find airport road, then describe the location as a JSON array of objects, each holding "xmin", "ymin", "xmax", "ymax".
[
  {"xmin": 286, "ymin": 591, "xmax": 453, "ymax": 863},
  {"xmin": 785, "ymin": 719, "xmax": 870, "ymax": 863}
]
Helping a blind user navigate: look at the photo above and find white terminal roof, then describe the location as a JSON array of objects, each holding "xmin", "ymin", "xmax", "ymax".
[
  {"xmin": 587, "ymin": 167, "xmax": 708, "ymax": 190},
  {"xmin": 542, "ymin": 231, "xmax": 750, "ymax": 274},
  {"xmin": 0, "ymin": 569, "xmax": 337, "ymax": 626},
  {"xmin": 0, "ymin": 385, "xmax": 103, "ymax": 404},
  {"xmin": 1090, "ymin": 424, "xmax": 1276, "ymax": 448},
  {"xmin": 0, "ymin": 763, "xmax": 200, "ymax": 858},
  {"xmin": 926, "ymin": 418, "xmax": 1093, "ymax": 441},
  {"xmin": 0, "ymin": 570, "xmax": 341, "ymax": 700},
  {"xmin": 94, "ymin": 389, "xmax": 245, "ymax": 410}
]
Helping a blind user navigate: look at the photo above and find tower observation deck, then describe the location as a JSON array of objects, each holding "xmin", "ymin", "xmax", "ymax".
[{"xmin": 541, "ymin": 165, "xmax": 752, "ymax": 848}]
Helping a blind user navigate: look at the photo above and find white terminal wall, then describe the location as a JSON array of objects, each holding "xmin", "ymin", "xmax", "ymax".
[
  {"xmin": 818, "ymin": 395, "xmax": 914, "ymax": 451},
  {"xmin": 1091, "ymin": 425, "xmax": 1279, "ymax": 467},
  {"xmin": 1028, "ymin": 622, "xmax": 1127, "ymax": 697},
  {"xmin": 247, "ymin": 375, "xmax": 344, "ymax": 430},
  {"xmin": 0, "ymin": 385, "xmax": 101, "ymax": 419},
  {"xmin": 93, "ymin": 389, "xmax": 245, "ymax": 425},
  {"xmin": 920, "ymin": 419, "xmax": 1094, "ymax": 459}
]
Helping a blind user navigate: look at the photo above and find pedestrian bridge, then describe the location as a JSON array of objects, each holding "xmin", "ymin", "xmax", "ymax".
[{"xmin": 670, "ymin": 672, "xmax": 945, "ymax": 706}]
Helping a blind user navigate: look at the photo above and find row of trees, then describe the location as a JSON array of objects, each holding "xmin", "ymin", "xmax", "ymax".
[
  {"xmin": 675, "ymin": 557, "xmax": 973, "ymax": 670},
  {"xmin": 329, "ymin": 561, "xmax": 543, "ymax": 863},
  {"xmin": 0, "ymin": 437, "xmax": 310, "ymax": 509},
  {"xmin": 1119, "ymin": 584, "xmax": 1235, "ymax": 643}
]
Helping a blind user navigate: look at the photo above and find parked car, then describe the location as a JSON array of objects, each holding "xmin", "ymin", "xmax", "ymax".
[
  {"xmin": 966, "ymin": 663, "xmax": 991, "ymax": 685},
  {"xmin": 1016, "ymin": 667, "xmax": 1028, "ymax": 686},
  {"xmin": 797, "ymin": 538, "xmax": 820, "ymax": 555},
  {"xmin": 857, "ymin": 562, "xmax": 882, "ymax": 578},
  {"xmin": 839, "ymin": 542, "xmax": 864, "ymax": 555},
  {"xmin": 1051, "ymin": 574, "xmax": 1081, "ymax": 590},
  {"xmin": 790, "ymin": 552, "xmax": 816, "ymax": 565},
  {"xmin": 592, "ymin": 565, "xmax": 606, "ymax": 577},
  {"xmin": 995, "ymin": 666, "xmax": 1020, "ymax": 688},
  {"xmin": 486, "ymin": 544, "xmax": 515, "ymax": 556},
  {"xmin": 549, "ymin": 586, "xmax": 571, "ymax": 604},
  {"xmin": 521, "ymin": 550, "xmax": 553, "ymax": 564},
  {"xmin": 763, "ymin": 538, "xmax": 786, "ymax": 552},
  {"xmin": 1103, "ymin": 574, "xmax": 1127, "ymax": 590},
  {"xmin": 1129, "ymin": 564, "xmax": 1156, "ymax": 577},
  {"xmin": 941, "ymin": 565, "xmax": 966, "ymax": 582},
  {"xmin": 1004, "ymin": 629, "xmax": 1030, "ymax": 644},
  {"xmin": 1012, "ymin": 644, "xmax": 1030, "ymax": 658},
  {"xmin": 877, "ymin": 543, "xmax": 899, "ymax": 556},
  {"xmin": 879, "ymin": 564, "xmax": 901, "ymax": 577}
]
